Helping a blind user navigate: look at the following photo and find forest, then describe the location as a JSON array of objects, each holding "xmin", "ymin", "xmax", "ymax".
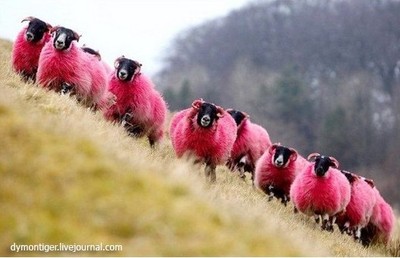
[{"xmin": 155, "ymin": 0, "xmax": 400, "ymax": 207}]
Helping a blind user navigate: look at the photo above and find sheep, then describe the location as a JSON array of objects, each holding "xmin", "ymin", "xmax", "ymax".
[
  {"xmin": 170, "ymin": 99, "xmax": 237, "ymax": 182},
  {"xmin": 254, "ymin": 143, "xmax": 305, "ymax": 206},
  {"xmin": 360, "ymin": 184, "xmax": 395, "ymax": 246},
  {"xmin": 12, "ymin": 16, "xmax": 52, "ymax": 82},
  {"xmin": 225, "ymin": 109, "xmax": 272, "ymax": 183},
  {"xmin": 36, "ymin": 26, "xmax": 110, "ymax": 110},
  {"xmin": 290, "ymin": 153, "xmax": 351, "ymax": 231},
  {"xmin": 103, "ymin": 56, "xmax": 167, "ymax": 147},
  {"xmin": 335, "ymin": 171, "xmax": 376, "ymax": 242}
]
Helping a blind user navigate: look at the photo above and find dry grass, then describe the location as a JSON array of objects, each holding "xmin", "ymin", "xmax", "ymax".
[{"xmin": 0, "ymin": 38, "xmax": 397, "ymax": 256}]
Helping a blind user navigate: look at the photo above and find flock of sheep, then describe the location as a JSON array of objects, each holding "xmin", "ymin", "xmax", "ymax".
[{"xmin": 11, "ymin": 16, "xmax": 396, "ymax": 249}]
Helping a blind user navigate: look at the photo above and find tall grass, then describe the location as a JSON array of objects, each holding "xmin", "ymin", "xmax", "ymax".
[{"xmin": 0, "ymin": 38, "xmax": 397, "ymax": 256}]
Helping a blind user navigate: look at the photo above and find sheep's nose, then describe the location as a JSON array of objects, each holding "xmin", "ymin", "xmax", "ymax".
[
  {"xmin": 200, "ymin": 115, "xmax": 211, "ymax": 127},
  {"xmin": 274, "ymin": 155, "xmax": 284, "ymax": 167},
  {"xmin": 56, "ymin": 40, "xmax": 63, "ymax": 45},
  {"xmin": 202, "ymin": 116, "xmax": 210, "ymax": 123},
  {"xmin": 118, "ymin": 70, "xmax": 128, "ymax": 80},
  {"xmin": 26, "ymin": 32, "xmax": 34, "ymax": 41},
  {"xmin": 316, "ymin": 167, "xmax": 325, "ymax": 176}
]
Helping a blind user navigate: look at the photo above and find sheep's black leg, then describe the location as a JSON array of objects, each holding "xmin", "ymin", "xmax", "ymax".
[
  {"xmin": 314, "ymin": 214, "xmax": 320, "ymax": 224},
  {"xmin": 238, "ymin": 167, "xmax": 246, "ymax": 180},
  {"xmin": 321, "ymin": 215, "xmax": 334, "ymax": 232},
  {"xmin": 148, "ymin": 136, "xmax": 155, "ymax": 148},
  {"xmin": 20, "ymin": 70, "xmax": 36, "ymax": 83},
  {"xmin": 267, "ymin": 185, "xmax": 275, "ymax": 201},
  {"xmin": 121, "ymin": 112, "xmax": 133, "ymax": 126},
  {"xmin": 282, "ymin": 195, "xmax": 289, "ymax": 206},
  {"xmin": 205, "ymin": 163, "xmax": 217, "ymax": 183},
  {"xmin": 60, "ymin": 82, "xmax": 74, "ymax": 95},
  {"xmin": 237, "ymin": 156, "xmax": 247, "ymax": 180},
  {"xmin": 341, "ymin": 222, "xmax": 351, "ymax": 235},
  {"xmin": 251, "ymin": 171, "xmax": 255, "ymax": 188},
  {"xmin": 353, "ymin": 227, "xmax": 361, "ymax": 242}
]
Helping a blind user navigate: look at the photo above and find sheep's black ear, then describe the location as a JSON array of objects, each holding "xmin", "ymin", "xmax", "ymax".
[
  {"xmin": 269, "ymin": 144, "xmax": 278, "ymax": 154},
  {"xmin": 289, "ymin": 148, "xmax": 298, "ymax": 162},
  {"xmin": 21, "ymin": 16, "xmax": 34, "ymax": 23},
  {"xmin": 216, "ymin": 106, "xmax": 224, "ymax": 118},
  {"xmin": 328, "ymin": 156, "xmax": 339, "ymax": 168},
  {"xmin": 74, "ymin": 33, "xmax": 81, "ymax": 42},
  {"xmin": 307, "ymin": 153, "xmax": 320, "ymax": 161},
  {"xmin": 46, "ymin": 23, "xmax": 52, "ymax": 32},
  {"xmin": 191, "ymin": 99, "xmax": 203, "ymax": 110},
  {"xmin": 50, "ymin": 26, "xmax": 59, "ymax": 35},
  {"xmin": 363, "ymin": 177, "xmax": 375, "ymax": 188},
  {"xmin": 114, "ymin": 60, "xmax": 120, "ymax": 69}
]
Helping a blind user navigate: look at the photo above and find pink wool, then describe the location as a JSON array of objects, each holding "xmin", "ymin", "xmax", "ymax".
[
  {"xmin": 337, "ymin": 176, "xmax": 376, "ymax": 229},
  {"xmin": 37, "ymin": 40, "xmax": 108, "ymax": 108},
  {"xmin": 12, "ymin": 27, "xmax": 50, "ymax": 79},
  {"xmin": 102, "ymin": 61, "xmax": 113, "ymax": 75},
  {"xmin": 254, "ymin": 146, "xmax": 300, "ymax": 195},
  {"xmin": 290, "ymin": 164, "xmax": 351, "ymax": 217},
  {"xmin": 104, "ymin": 73, "xmax": 167, "ymax": 144},
  {"xmin": 170, "ymin": 107, "xmax": 237, "ymax": 166},
  {"xmin": 85, "ymin": 54, "xmax": 114, "ymax": 110},
  {"xmin": 295, "ymin": 155, "xmax": 311, "ymax": 173},
  {"xmin": 230, "ymin": 118, "xmax": 271, "ymax": 169},
  {"xmin": 169, "ymin": 109, "xmax": 187, "ymax": 140},
  {"xmin": 369, "ymin": 187, "xmax": 395, "ymax": 244}
]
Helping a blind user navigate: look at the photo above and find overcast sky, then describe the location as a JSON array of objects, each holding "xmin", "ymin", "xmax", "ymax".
[{"xmin": 0, "ymin": 0, "xmax": 251, "ymax": 76}]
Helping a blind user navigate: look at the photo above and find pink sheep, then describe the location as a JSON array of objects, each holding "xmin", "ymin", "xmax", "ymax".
[
  {"xmin": 37, "ymin": 26, "xmax": 109, "ymax": 110},
  {"xmin": 225, "ymin": 109, "xmax": 272, "ymax": 183},
  {"xmin": 335, "ymin": 171, "xmax": 376, "ymax": 242},
  {"xmin": 12, "ymin": 16, "xmax": 52, "ymax": 82},
  {"xmin": 290, "ymin": 153, "xmax": 351, "ymax": 231},
  {"xmin": 103, "ymin": 56, "xmax": 167, "ymax": 147},
  {"xmin": 254, "ymin": 143, "xmax": 305, "ymax": 206},
  {"xmin": 170, "ymin": 99, "xmax": 237, "ymax": 182},
  {"xmin": 360, "ymin": 185, "xmax": 395, "ymax": 246}
]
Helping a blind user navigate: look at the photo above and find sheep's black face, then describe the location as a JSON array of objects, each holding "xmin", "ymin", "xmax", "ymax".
[
  {"xmin": 341, "ymin": 170, "xmax": 356, "ymax": 183},
  {"xmin": 53, "ymin": 27, "xmax": 79, "ymax": 51},
  {"xmin": 227, "ymin": 110, "xmax": 246, "ymax": 126},
  {"xmin": 313, "ymin": 156, "xmax": 335, "ymax": 177},
  {"xmin": 115, "ymin": 58, "xmax": 141, "ymax": 81},
  {"xmin": 273, "ymin": 146, "xmax": 294, "ymax": 168},
  {"xmin": 26, "ymin": 18, "xmax": 49, "ymax": 43},
  {"xmin": 197, "ymin": 103, "xmax": 218, "ymax": 128}
]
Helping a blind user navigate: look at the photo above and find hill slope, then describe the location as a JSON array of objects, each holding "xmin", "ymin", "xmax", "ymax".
[{"xmin": 0, "ymin": 39, "xmax": 396, "ymax": 256}]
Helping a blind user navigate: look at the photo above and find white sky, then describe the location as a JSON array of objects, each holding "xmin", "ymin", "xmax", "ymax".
[{"xmin": 0, "ymin": 0, "xmax": 251, "ymax": 76}]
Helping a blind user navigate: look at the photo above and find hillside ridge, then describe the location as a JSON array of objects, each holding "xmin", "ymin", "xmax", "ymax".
[{"xmin": 0, "ymin": 38, "xmax": 396, "ymax": 256}]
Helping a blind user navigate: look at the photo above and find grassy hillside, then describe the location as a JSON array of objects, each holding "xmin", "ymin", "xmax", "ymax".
[{"xmin": 0, "ymin": 38, "xmax": 398, "ymax": 256}]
